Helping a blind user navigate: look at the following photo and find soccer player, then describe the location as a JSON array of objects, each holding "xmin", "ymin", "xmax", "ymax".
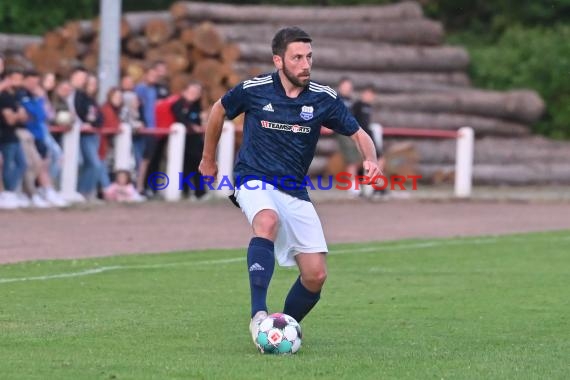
[{"xmin": 198, "ymin": 27, "xmax": 381, "ymax": 346}]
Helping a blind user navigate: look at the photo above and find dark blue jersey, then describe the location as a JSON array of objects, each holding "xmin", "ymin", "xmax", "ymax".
[{"xmin": 221, "ymin": 71, "xmax": 360, "ymax": 201}]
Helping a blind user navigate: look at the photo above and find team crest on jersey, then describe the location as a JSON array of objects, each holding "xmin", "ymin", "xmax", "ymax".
[
  {"xmin": 261, "ymin": 120, "xmax": 311, "ymax": 134},
  {"xmin": 300, "ymin": 105, "xmax": 314, "ymax": 120}
]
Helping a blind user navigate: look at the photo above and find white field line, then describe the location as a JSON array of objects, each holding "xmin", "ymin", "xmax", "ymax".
[{"xmin": 0, "ymin": 235, "xmax": 568, "ymax": 285}]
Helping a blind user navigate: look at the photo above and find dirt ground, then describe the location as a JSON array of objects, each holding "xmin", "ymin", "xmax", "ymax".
[{"xmin": 1, "ymin": 197, "xmax": 569, "ymax": 264}]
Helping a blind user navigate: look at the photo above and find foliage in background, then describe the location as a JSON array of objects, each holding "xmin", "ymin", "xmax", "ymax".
[
  {"xmin": 450, "ymin": 25, "xmax": 570, "ymax": 139},
  {"xmin": 422, "ymin": 0, "xmax": 570, "ymax": 35}
]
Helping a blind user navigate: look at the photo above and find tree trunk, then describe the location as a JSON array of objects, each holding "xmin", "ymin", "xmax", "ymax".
[
  {"xmin": 62, "ymin": 20, "xmax": 94, "ymax": 42},
  {"xmin": 160, "ymin": 39, "xmax": 188, "ymax": 56},
  {"xmin": 43, "ymin": 29, "xmax": 66, "ymax": 49},
  {"xmin": 123, "ymin": 11, "xmax": 173, "ymax": 36},
  {"xmin": 236, "ymin": 42, "xmax": 468, "ymax": 72},
  {"xmin": 82, "ymin": 52, "xmax": 98, "ymax": 72},
  {"xmin": 0, "ymin": 33, "xmax": 42, "ymax": 52},
  {"xmin": 418, "ymin": 163, "xmax": 570, "ymax": 185},
  {"xmin": 29, "ymin": 47, "xmax": 61, "ymax": 74},
  {"xmin": 192, "ymin": 21, "xmax": 224, "ymax": 56},
  {"xmin": 124, "ymin": 59, "xmax": 146, "ymax": 82},
  {"xmin": 375, "ymin": 110, "xmax": 531, "ymax": 137},
  {"xmin": 192, "ymin": 58, "xmax": 225, "ymax": 86},
  {"xmin": 170, "ymin": 1, "xmax": 423, "ymax": 23},
  {"xmin": 375, "ymin": 90, "xmax": 545, "ymax": 124},
  {"xmin": 2, "ymin": 52, "xmax": 32, "ymax": 69},
  {"xmin": 163, "ymin": 53, "xmax": 190, "ymax": 74},
  {"xmin": 169, "ymin": 73, "xmax": 192, "ymax": 93},
  {"xmin": 125, "ymin": 36, "xmax": 149, "ymax": 57},
  {"xmin": 233, "ymin": 62, "xmax": 471, "ymax": 92},
  {"xmin": 217, "ymin": 20, "xmax": 444, "ymax": 46},
  {"xmin": 180, "ymin": 28, "xmax": 194, "ymax": 46},
  {"xmin": 398, "ymin": 136, "xmax": 570, "ymax": 165},
  {"xmin": 61, "ymin": 40, "xmax": 89, "ymax": 59},
  {"xmin": 221, "ymin": 42, "xmax": 241, "ymax": 64},
  {"xmin": 144, "ymin": 18, "xmax": 175, "ymax": 46}
]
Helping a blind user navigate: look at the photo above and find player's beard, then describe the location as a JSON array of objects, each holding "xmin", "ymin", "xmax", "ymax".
[{"xmin": 282, "ymin": 62, "xmax": 310, "ymax": 88}]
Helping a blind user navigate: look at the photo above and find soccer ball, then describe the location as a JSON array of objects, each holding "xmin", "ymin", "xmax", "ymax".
[{"xmin": 255, "ymin": 313, "xmax": 302, "ymax": 354}]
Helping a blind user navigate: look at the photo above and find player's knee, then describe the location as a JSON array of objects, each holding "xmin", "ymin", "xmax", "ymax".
[
  {"xmin": 303, "ymin": 269, "xmax": 327, "ymax": 290},
  {"xmin": 252, "ymin": 210, "xmax": 279, "ymax": 239}
]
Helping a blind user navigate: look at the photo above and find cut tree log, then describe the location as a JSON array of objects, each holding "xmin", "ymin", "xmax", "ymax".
[
  {"xmin": 396, "ymin": 136, "xmax": 570, "ymax": 165},
  {"xmin": 374, "ymin": 110, "xmax": 531, "ymax": 137},
  {"xmin": 418, "ymin": 163, "xmax": 570, "ymax": 185},
  {"xmin": 217, "ymin": 20, "xmax": 444, "ymax": 46},
  {"xmin": 192, "ymin": 58, "xmax": 226, "ymax": 86},
  {"xmin": 82, "ymin": 52, "xmax": 98, "ymax": 72},
  {"xmin": 180, "ymin": 28, "xmax": 194, "ymax": 46},
  {"xmin": 375, "ymin": 90, "xmax": 545, "ymax": 124},
  {"xmin": 160, "ymin": 39, "xmax": 188, "ymax": 56},
  {"xmin": 233, "ymin": 62, "xmax": 471, "ymax": 92},
  {"xmin": 144, "ymin": 18, "xmax": 175, "ymax": 46},
  {"xmin": 61, "ymin": 40, "xmax": 89, "ymax": 59},
  {"xmin": 43, "ymin": 29, "xmax": 66, "ymax": 49},
  {"xmin": 123, "ymin": 11, "xmax": 172, "ymax": 36},
  {"xmin": 0, "ymin": 33, "xmax": 42, "ymax": 52},
  {"xmin": 221, "ymin": 43, "xmax": 241, "ymax": 64},
  {"xmin": 170, "ymin": 1, "xmax": 424, "ymax": 23},
  {"xmin": 61, "ymin": 20, "xmax": 94, "ymax": 42},
  {"xmin": 236, "ymin": 42, "xmax": 469, "ymax": 72},
  {"xmin": 169, "ymin": 73, "xmax": 192, "ymax": 93},
  {"xmin": 30, "ymin": 47, "xmax": 61, "ymax": 73},
  {"xmin": 125, "ymin": 36, "xmax": 149, "ymax": 57},
  {"xmin": 2, "ymin": 53, "xmax": 32, "ymax": 69},
  {"xmin": 192, "ymin": 22, "xmax": 225, "ymax": 56},
  {"xmin": 124, "ymin": 59, "xmax": 146, "ymax": 82},
  {"xmin": 163, "ymin": 53, "xmax": 190, "ymax": 73}
]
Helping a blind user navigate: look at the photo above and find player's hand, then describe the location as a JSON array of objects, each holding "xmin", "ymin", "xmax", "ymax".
[
  {"xmin": 199, "ymin": 158, "xmax": 218, "ymax": 178},
  {"xmin": 363, "ymin": 160, "xmax": 382, "ymax": 184}
]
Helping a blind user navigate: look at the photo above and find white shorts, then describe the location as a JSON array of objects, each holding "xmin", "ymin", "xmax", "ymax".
[{"xmin": 235, "ymin": 180, "xmax": 328, "ymax": 267}]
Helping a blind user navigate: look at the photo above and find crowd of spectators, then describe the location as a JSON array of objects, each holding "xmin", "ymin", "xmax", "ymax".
[{"xmin": 0, "ymin": 56, "xmax": 208, "ymax": 209}]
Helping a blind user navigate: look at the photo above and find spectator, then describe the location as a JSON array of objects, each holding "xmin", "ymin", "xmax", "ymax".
[
  {"xmin": 69, "ymin": 68, "xmax": 105, "ymax": 200},
  {"xmin": 335, "ymin": 77, "xmax": 361, "ymax": 196},
  {"xmin": 120, "ymin": 75, "xmax": 144, "ymax": 130},
  {"xmin": 152, "ymin": 60, "xmax": 170, "ymax": 100},
  {"xmin": 99, "ymin": 87, "xmax": 123, "ymax": 161},
  {"xmin": 134, "ymin": 67, "xmax": 159, "ymax": 195},
  {"xmin": 171, "ymin": 80, "xmax": 208, "ymax": 200},
  {"xmin": 352, "ymin": 86, "xmax": 386, "ymax": 197},
  {"xmin": 20, "ymin": 70, "xmax": 67, "ymax": 207},
  {"xmin": 38, "ymin": 72, "xmax": 64, "ymax": 189},
  {"xmin": 103, "ymin": 169, "xmax": 144, "ymax": 203},
  {"xmin": 0, "ymin": 68, "xmax": 28, "ymax": 209},
  {"xmin": 8, "ymin": 69, "xmax": 49, "ymax": 207},
  {"xmin": 146, "ymin": 60, "xmax": 172, "ymax": 195}
]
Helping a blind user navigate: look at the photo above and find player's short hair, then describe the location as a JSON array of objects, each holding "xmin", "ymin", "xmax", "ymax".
[
  {"xmin": 71, "ymin": 66, "xmax": 88, "ymax": 75},
  {"xmin": 23, "ymin": 69, "xmax": 40, "ymax": 78},
  {"xmin": 3, "ymin": 67, "xmax": 24, "ymax": 77},
  {"xmin": 338, "ymin": 76, "xmax": 352, "ymax": 86},
  {"xmin": 271, "ymin": 26, "xmax": 312, "ymax": 57}
]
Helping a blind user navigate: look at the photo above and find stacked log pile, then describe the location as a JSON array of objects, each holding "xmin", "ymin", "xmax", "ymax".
[{"xmin": 1, "ymin": 1, "xmax": 566, "ymax": 185}]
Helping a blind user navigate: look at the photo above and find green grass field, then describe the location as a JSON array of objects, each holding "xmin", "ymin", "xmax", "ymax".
[{"xmin": 1, "ymin": 230, "xmax": 569, "ymax": 380}]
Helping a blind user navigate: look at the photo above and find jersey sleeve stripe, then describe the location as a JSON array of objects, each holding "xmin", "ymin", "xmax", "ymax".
[
  {"xmin": 243, "ymin": 79, "xmax": 273, "ymax": 89},
  {"xmin": 309, "ymin": 82, "xmax": 338, "ymax": 96},
  {"xmin": 308, "ymin": 85, "xmax": 337, "ymax": 99}
]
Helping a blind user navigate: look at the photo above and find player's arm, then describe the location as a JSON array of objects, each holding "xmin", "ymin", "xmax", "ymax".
[
  {"xmin": 199, "ymin": 99, "xmax": 226, "ymax": 178},
  {"xmin": 351, "ymin": 128, "xmax": 382, "ymax": 180}
]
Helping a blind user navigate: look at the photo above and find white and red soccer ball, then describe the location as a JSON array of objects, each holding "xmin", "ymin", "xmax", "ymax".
[{"xmin": 255, "ymin": 313, "xmax": 302, "ymax": 354}]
